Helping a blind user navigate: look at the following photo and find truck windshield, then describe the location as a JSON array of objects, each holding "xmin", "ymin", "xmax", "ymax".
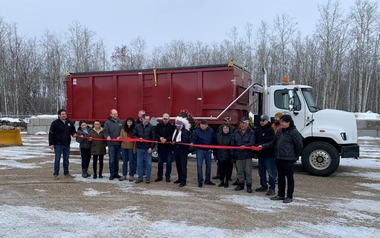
[{"xmin": 302, "ymin": 88, "xmax": 319, "ymax": 112}]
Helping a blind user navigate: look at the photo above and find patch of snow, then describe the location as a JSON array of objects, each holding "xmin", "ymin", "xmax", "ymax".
[
  {"xmin": 139, "ymin": 189, "xmax": 188, "ymax": 197},
  {"xmin": 35, "ymin": 131, "xmax": 47, "ymax": 135},
  {"xmin": 358, "ymin": 136, "xmax": 380, "ymax": 140},
  {"xmin": 354, "ymin": 111, "xmax": 380, "ymax": 120},
  {"xmin": 357, "ymin": 183, "xmax": 380, "ymax": 191},
  {"xmin": 35, "ymin": 189, "xmax": 46, "ymax": 193},
  {"xmin": 83, "ymin": 188, "xmax": 110, "ymax": 196},
  {"xmin": 336, "ymin": 172, "xmax": 380, "ymax": 181},
  {"xmin": 31, "ymin": 115, "xmax": 57, "ymax": 119},
  {"xmin": 220, "ymin": 195, "xmax": 289, "ymax": 213},
  {"xmin": 0, "ymin": 117, "xmax": 22, "ymax": 122},
  {"xmin": 0, "ymin": 159, "xmax": 40, "ymax": 169},
  {"xmin": 352, "ymin": 191, "xmax": 376, "ymax": 196},
  {"xmin": 340, "ymin": 158, "xmax": 380, "ymax": 169}
]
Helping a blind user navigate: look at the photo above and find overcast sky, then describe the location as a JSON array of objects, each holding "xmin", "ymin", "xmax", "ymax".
[{"xmin": 1, "ymin": 0, "xmax": 360, "ymax": 54}]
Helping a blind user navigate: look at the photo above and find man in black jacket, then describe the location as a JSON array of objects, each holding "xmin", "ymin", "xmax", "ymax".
[
  {"xmin": 48, "ymin": 109, "xmax": 77, "ymax": 180},
  {"xmin": 155, "ymin": 113, "xmax": 175, "ymax": 182},
  {"xmin": 255, "ymin": 115, "xmax": 276, "ymax": 195},
  {"xmin": 133, "ymin": 113, "xmax": 156, "ymax": 184}
]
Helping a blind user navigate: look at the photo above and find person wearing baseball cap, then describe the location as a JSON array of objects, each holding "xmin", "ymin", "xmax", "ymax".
[
  {"xmin": 255, "ymin": 114, "xmax": 276, "ymax": 195},
  {"xmin": 231, "ymin": 116, "xmax": 256, "ymax": 193}
]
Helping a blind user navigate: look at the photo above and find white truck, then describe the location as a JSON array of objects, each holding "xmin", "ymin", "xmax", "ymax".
[{"xmin": 250, "ymin": 69, "xmax": 360, "ymax": 176}]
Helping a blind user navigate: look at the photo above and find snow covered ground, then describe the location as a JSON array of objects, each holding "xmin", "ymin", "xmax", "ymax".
[{"xmin": 0, "ymin": 134, "xmax": 379, "ymax": 237}]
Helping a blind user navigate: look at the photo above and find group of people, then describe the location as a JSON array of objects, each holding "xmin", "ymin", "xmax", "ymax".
[{"xmin": 48, "ymin": 109, "xmax": 303, "ymax": 203}]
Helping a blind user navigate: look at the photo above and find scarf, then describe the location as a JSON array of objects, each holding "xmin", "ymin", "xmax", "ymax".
[{"xmin": 172, "ymin": 129, "xmax": 182, "ymax": 142}]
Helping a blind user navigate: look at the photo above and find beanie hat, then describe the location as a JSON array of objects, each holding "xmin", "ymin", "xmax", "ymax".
[
  {"xmin": 275, "ymin": 112, "xmax": 283, "ymax": 118},
  {"xmin": 260, "ymin": 115, "xmax": 269, "ymax": 121}
]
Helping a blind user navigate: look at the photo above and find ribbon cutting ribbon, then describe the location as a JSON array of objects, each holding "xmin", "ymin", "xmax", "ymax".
[{"xmin": 76, "ymin": 135, "xmax": 260, "ymax": 151}]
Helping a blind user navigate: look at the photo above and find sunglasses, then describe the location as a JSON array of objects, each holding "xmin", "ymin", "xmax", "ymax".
[
  {"xmin": 174, "ymin": 123, "xmax": 183, "ymax": 128},
  {"xmin": 260, "ymin": 119, "xmax": 267, "ymax": 122}
]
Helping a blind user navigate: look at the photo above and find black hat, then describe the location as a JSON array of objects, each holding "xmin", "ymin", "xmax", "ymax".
[{"xmin": 240, "ymin": 117, "xmax": 249, "ymax": 123}]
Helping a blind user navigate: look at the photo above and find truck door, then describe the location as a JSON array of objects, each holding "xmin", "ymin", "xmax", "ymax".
[{"xmin": 272, "ymin": 89, "xmax": 306, "ymax": 132}]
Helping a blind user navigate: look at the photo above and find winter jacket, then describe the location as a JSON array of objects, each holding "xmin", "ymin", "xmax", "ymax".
[
  {"xmin": 261, "ymin": 125, "xmax": 303, "ymax": 161},
  {"xmin": 172, "ymin": 128, "xmax": 190, "ymax": 156},
  {"xmin": 103, "ymin": 117, "xmax": 124, "ymax": 146},
  {"xmin": 48, "ymin": 118, "xmax": 76, "ymax": 146},
  {"xmin": 120, "ymin": 128, "xmax": 136, "ymax": 152},
  {"xmin": 89, "ymin": 128, "xmax": 107, "ymax": 155},
  {"xmin": 133, "ymin": 123, "xmax": 155, "ymax": 149},
  {"xmin": 191, "ymin": 127, "xmax": 216, "ymax": 150},
  {"xmin": 255, "ymin": 121, "xmax": 275, "ymax": 158},
  {"xmin": 76, "ymin": 126, "xmax": 91, "ymax": 149},
  {"xmin": 231, "ymin": 127, "xmax": 255, "ymax": 160},
  {"xmin": 156, "ymin": 121, "xmax": 175, "ymax": 151},
  {"xmin": 215, "ymin": 131, "xmax": 233, "ymax": 162}
]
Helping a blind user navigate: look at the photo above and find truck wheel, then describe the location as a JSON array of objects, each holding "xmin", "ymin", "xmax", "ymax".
[{"xmin": 301, "ymin": 141, "xmax": 339, "ymax": 176}]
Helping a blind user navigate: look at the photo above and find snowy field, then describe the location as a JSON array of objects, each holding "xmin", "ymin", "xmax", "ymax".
[{"xmin": 0, "ymin": 132, "xmax": 379, "ymax": 237}]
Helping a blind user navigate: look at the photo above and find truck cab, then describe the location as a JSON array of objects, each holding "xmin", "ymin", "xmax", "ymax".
[{"xmin": 252, "ymin": 76, "xmax": 360, "ymax": 176}]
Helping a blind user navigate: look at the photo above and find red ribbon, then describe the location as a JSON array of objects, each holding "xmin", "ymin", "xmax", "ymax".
[{"xmin": 76, "ymin": 135, "xmax": 259, "ymax": 151}]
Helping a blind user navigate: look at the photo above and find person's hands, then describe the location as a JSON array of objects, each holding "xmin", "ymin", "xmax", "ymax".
[
  {"xmin": 148, "ymin": 148, "xmax": 152, "ymax": 154},
  {"xmin": 88, "ymin": 137, "xmax": 93, "ymax": 141},
  {"xmin": 107, "ymin": 136, "xmax": 111, "ymax": 141},
  {"xmin": 73, "ymin": 133, "xmax": 77, "ymax": 137},
  {"xmin": 116, "ymin": 136, "xmax": 120, "ymax": 140},
  {"xmin": 49, "ymin": 145, "xmax": 54, "ymax": 150},
  {"xmin": 258, "ymin": 145, "xmax": 263, "ymax": 150},
  {"xmin": 170, "ymin": 142, "xmax": 175, "ymax": 145},
  {"xmin": 190, "ymin": 143, "xmax": 194, "ymax": 147}
]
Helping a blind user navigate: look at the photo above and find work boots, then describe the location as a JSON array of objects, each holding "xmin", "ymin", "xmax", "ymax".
[
  {"xmin": 82, "ymin": 169, "xmax": 88, "ymax": 178},
  {"xmin": 247, "ymin": 184, "xmax": 253, "ymax": 193},
  {"xmin": 234, "ymin": 183, "xmax": 244, "ymax": 191},
  {"xmin": 218, "ymin": 180, "xmax": 225, "ymax": 187}
]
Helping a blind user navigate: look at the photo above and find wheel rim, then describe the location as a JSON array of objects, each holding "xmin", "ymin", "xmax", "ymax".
[{"xmin": 309, "ymin": 149, "xmax": 331, "ymax": 170}]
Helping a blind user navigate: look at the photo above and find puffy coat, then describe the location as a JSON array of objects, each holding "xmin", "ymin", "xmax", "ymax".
[
  {"xmin": 231, "ymin": 127, "xmax": 255, "ymax": 160},
  {"xmin": 255, "ymin": 121, "xmax": 275, "ymax": 158},
  {"xmin": 76, "ymin": 126, "xmax": 91, "ymax": 149},
  {"xmin": 215, "ymin": 131, "xmax": 233, "ymax": 162},
  {"xmin": 133, "ymin": 123, "xmax": 155, "ymax": 149},
  {"xmin": 262, "ymin": 125, "xmax": 303, "ymax": 160},
  {"xmin": 89, "ymin": 128, "xmax": 107, "ymax": 155},
  {"xmin": 103, "ymin": 117, "xmax": 124, "ymax": 146}
]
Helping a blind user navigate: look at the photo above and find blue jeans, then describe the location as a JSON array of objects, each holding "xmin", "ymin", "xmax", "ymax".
[
  {"xmin": 137, "ymin": 148, "xmax": 152, "ymax": 180},
  {"xmin": 196, "ymin": 149, "xmax": 212, "ymax": 184},
  {"xmin": 53, "ymin": 145, "xmax": 70, "ymax": 175},
  {"xmin": 258, "ymin": 157, "xmax": 276, "ymax": 190},
  {"xmin": 157, "ymin": 150, "xmax": 172, "ymax": 179},
  {"xmin": 122, "ymin": 149, "xmax": 133, "ymax": 176},
  {"xmin": 108, "ymin": 145, "xmax": 121, "ymax": 175}
]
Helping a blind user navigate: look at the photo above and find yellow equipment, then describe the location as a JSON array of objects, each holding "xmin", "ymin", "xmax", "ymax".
[{"xmin": 0, "ymin": 130, "xmax": 23, "ymax": 146}]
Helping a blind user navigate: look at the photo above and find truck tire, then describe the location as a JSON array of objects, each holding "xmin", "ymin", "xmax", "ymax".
[{"xmin": 301, "ymin": 141, "xmax": 339, "ymax": 176}]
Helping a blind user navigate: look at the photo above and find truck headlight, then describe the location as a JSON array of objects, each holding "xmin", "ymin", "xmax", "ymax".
[{"xmin": 340, "ymin": 132, "xmax": 347, "ymax": 141}]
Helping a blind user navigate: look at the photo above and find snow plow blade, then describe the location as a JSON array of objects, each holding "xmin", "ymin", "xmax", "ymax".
[{"xmin": 0, "ymin": 130, "xmax": 23, "ymax": 146}]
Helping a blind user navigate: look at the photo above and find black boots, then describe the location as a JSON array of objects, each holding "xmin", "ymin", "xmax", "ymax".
[
  {"xmin": 234, "ymin": 183, "xmax": 244, "ymax": 191},
  {"xmin": 224, "ymin": 180, "xmax": 229, "ymax": 188},
  {"xmin": 218, "ymin": 180, "xmax": 225, "ymax": 187},
  {"xmin": 247, "ymin": 184, "xmax": 252, "ymax": 193},
  {"xmin": 82, "ymin": 169, "xmax": 91, "ymax": 178}
]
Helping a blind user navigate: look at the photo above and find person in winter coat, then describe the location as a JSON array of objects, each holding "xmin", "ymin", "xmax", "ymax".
[
  {"xmin": 213, "ymin": 116, "xmax": 235, "ymax": 180},
  {"xmin": 231, "ymin": 117, "xmax": 256, "ymax": 193},
  {"xmin": 171, "ymin": 116, "xmax": 191, "ymax": 187},
  {"xmin": 215, "ymin": 123, "xmax": 234, "ymax": 188},
  {"xmin": 48, "ymin": 109, "xmax": 77, "ymax": 180},
  {"xmin": 133, "ymin": 113, "xmax": 155, "ymax": 184},
  {"xmin": 88, "ymin": 120, "xmax": 107, "ymax": 179},
  {"xmin": 119, "ymin": 117, "xmax": 137, "ymax": 181},
  {"xmin": 76, "ymin": 120, "xmax": 92, "ymax": 178},
  {"xmin": 255, "ymin": 115, "xmax": 276, "ymax": 195},
  {"xmin": 259, "ymin": 114, "xmax": 303, "ymax": 203},
  {"xmin": 103, "ymin": 109, "xmax": 124, "ymax": 180},
  {"xmin": 155, "ymin": 113, "xmax": 175, "ymax": 183},
  {"xmin": 191, "ymin": 119, "xmax": 216, "ymax": 188}
]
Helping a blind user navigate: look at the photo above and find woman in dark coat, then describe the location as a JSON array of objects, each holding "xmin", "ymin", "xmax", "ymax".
[
  {"xmin": 215, "ymin": 123, "xmax": 233, "ymax": 188},
  {"xmin": 89, "ymin": 120, "xmax": 107, "ymax": 179},
  {"xmin": 259, "ymin": 114, "xmax": 303, "ymax": 203},
  {"xmin": 76, "ymin": 120, "xmax": 92, "ymax": 178}
]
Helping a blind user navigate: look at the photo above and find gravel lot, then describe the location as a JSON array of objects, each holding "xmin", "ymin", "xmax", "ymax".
[{"xmin": 0, "ymin": 134, "xmax": 379, "ymax": 237}]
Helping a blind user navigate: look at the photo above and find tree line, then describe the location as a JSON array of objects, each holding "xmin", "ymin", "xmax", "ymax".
[{"xmin": 0, "ymin": 0, "xmax": 379, "ymax": 116}]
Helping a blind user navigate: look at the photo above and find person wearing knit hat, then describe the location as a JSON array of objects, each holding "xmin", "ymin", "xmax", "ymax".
[{"xmin": 272, "ymin": 112, "xmax": 284, "ymax": 134}]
